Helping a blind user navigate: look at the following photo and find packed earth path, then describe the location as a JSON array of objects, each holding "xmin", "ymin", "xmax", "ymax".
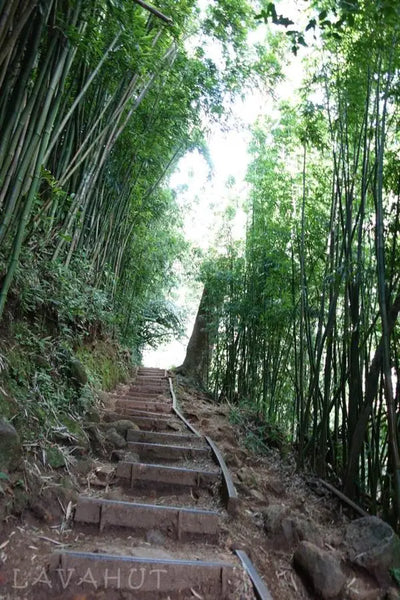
[
  {"xmin": 0, "ymin": 368, "xmax": 270, "ymax": 599},
  {"xmin": 0, "ymin": 368, "xmax": 398, "ymax": 600}
]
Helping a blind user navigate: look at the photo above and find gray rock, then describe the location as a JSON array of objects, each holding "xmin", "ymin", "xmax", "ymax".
[
  {"xmin": 263, "ymin": 504, "xmax": 321, "ymax": 548},
  {"xmin": 103, "ymin": 419, "xmax": 139, "ymax": 438},
  {"xmin": 0, "ymin": 418, "xmax": 21, "ymax": 471},
  {"xmin": 146, "ymin": 529, "xmax": 166, "ymax": 545},
  {"xmin": 70, "ymin": 358, "xmax": 88, "ymax": 386},
  {"xmin": 249, "ymin": 488, "xmax": 265, "ymax": 502},
  {"xmin": 294, "ymin": 541, "xmax": 346, "ymax": 599},
  {"xmin": 167, "ymin": 422, "xmax": 181, "ymax": 432},
  {"xmin": 104, "ymin": 428, "xmax": 127, "ymax": 449},
  {"xmin": 281, "ymin": 515, "xmax": 322, "ymax": 547},
  {"xmin": 263, "ymin": 504, "xmax": 290, "ymax": 535},
  {"xmin": 345, "ymin": 516, "xmax": 400, "ymax": 582},
  {"xmin": 112, "ymin": 450, "xmax": 140, "ymax": 463}
]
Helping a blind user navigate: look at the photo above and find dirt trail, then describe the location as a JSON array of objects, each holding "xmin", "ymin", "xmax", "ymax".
[
  {"xmin": 1, "ymin": 368, "xmax": 388, "ymax": 599},
  {"xmin": 0, "ymin": 368, "xmax": 266, "ymax": 599}
]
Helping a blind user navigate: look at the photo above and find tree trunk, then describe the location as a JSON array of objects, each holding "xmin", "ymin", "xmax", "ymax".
[{"xmin": 176, "ymin": 287, "xmax": 213, "ymax": 386}]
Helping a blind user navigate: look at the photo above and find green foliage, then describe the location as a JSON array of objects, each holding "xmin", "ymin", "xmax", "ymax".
[
  {"xmin": 229, "ymin": 401, "xmax": 289, "ymax": 456},
  {"xmin": 391, "ymin": 568, "xmax": 400, "ymax": 587},
  {"xmin": 75, "ymin": 343, "xmax": 130, "ymax": 391},
  {"xmin": 200, "ymin": 0, "xmax": 400, "ymax": 529}
]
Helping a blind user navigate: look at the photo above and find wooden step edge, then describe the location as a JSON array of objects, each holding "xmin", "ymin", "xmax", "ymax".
[
  {"xmin": 75, "ymin": 496, "xmax": 220, "ymax": 539},
  {"xmin": 126, "ymin": 429, "xmax": 208, "ymax": 446},
  {"xmin": 116, "ymin": 461, "xmax": 221, "ymax": 488},
  {"xmin": 235, "ymin": 550, "xmax": 274, "ymax": 600},
  {"xmin": 55, "ymin": 550, "xmax": 234, "ymax": 569},
  {"xmin": 113, "ymin": 414, "xmax": 185, "ymax": 431},
  {"xmin": 117, "ymin": 408, "xmax": 174, "ymax": 419},
  {"xmin": 205, "ymin": 436, "xmax": 239, "ymax": 515},
  {"xmin": 76, "ymin": 494, "xmax": 220, "ymax": 516},
  {"xmin": 46, "ymin": 551, "xmax": 236, "ymax": 596},
  {"xmin": 127, "ymin": 440, "xmax": 211, "ymax": 453},
  {"xmin": 116, "ymin": 402, "xmax": 173, "ymax": 414}
]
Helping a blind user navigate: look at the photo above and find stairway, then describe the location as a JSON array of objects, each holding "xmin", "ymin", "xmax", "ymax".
[{"xmin": 33, "ymin": 367, "xmax": 268, "ymax": 599}]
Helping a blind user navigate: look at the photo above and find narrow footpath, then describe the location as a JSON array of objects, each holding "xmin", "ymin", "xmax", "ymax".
[{"xmin": 22, "ymin": 367, "xmax": 270, "ymax": 599}]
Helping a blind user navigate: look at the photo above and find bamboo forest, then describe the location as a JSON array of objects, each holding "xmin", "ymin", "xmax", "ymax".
[{"xmin": 1, "ymin": 1, "xmax": 400, "ymax": 598}]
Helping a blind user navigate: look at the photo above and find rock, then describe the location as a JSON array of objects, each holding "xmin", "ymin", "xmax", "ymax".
[
  {"xmin": 345, "ymin": 516, "xmax": 400, "ymax": 583},
  {"xmin": 29, "ymin": 499, "xmax": 54, "ymax": 523},
  {"xmin": 85, "ymin": 422, "xmax": 106, "ymax": 451},
  {"xmin": 104, "ymin": 428, "xmax": 127, "ymax": 449},
  {"xmin": 70, "ymin": 358, "xmax": 88, "ymax": 386},
  {"xmin": 236, "ymin": 467, "xmax": 257, "ymax": 487},
  {"xmin": 294, "ymin": 541, "xmax": 346, "ymax": 599},
  {"xmin": 167, "ymin": 422, "xmax": 181, "ymax": 431},
  {"xmin": 103, "ymin": 419, "xmax": 139, "ymax": 438},
  {"xmin": 75, "ymin": 458, "xmax": 95, "ymax": 476},
  {"xmin": 281, "ymin": 515, "xmax": 322, "ymax": 547},
  {"xmin": 266, "ymin": 479, "xmax": 285, "ymax": 496},
  {"xmin": 263, "ymin": 504, "xmax": 290, "ymax": 535},
  {"xmin": 249, "ymin": 489, "xmax": 265, "ymax": 502},
  {"xmin": 387, "ymin": 588, "xmax": 400, "ymax": 600},
  {"xmin": 263, "ymin": 504, "xmax": 321, "ymax": 548},
  {"xmin": 226, "ymin": 453, "xmax": 241, "ymax": 469},
  {"xmin": 0, "ymin": 418, "xmax": 21, "ymax": 471},
  {"xmin": 111, "ymin": 450, "xmax": 139, "ymax": 463},
  {"xmin": 146, "ymin": 529, "xmax": 166, "ymax": 545}
]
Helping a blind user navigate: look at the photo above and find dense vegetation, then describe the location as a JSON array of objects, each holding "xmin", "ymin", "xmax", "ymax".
[
  {"xmin": 197, "ymin": 1, "xmax": 400, "ymax": 529},
  {"xmin": 2, "ymin": 0, "xmax": 400, "ymax": 533},
  {"xmin": 0, "ymin": 0, "xmax": 270, "ymax": 451}
]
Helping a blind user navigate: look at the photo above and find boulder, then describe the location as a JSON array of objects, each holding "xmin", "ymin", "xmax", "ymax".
[
  {"xmin": 345, "ymin": 516, "xmax": 400, "ymax": 583},
  {"xmin": 167, "ymin": 422, "xmax": 181, "ymax": 431},
  {"xmin": 249, "ymin": 488, "xmax": 265, "ymax": 502},
  {"xmin": 103, "ymin": 419, "xmax": 139, "ymax": 438},
  {"xmin": 111, "ymin": 449, "xmax": 139, "ymax": 463},
  {"xmin": 236, "ymin": 466, "xmax": 257, "ymax": 488},
  {"xmin": 281, "ymin": 515, "xmax": 322, "ymax": 547},
  {"xmin": 263, "ymin": 504, "xmax": 290, "ymax": 535},
  {"xmin": 0, "ymin": 418, "xmax": 22, "ymax": 471},
  {"xmin": 104, "ymin": 428, "xmax": 127, "ymax": 449},
  {"xmin": 294, "ymin": 541, "xmax": 346, "ymax": 599},
  {"xmin": 263, "ymin": 504, "xmax": 321, "ymax": 548}
]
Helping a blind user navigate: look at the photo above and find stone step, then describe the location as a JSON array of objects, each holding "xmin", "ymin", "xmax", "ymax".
[
  {"xmin": 74, "ymin": 496, "xmax": 219, "ymax": 541},
  {"xmin": 126, "ymin": 429, "xmax": 206, "ymax": 447},
  {"xmin": 127, "ymin": 441, "xmax": 212, "ymax": 462},
  {"xmin": 45, "ymin": 551, "xmax": 236, "ymax": 597},
  {"xmin": 116, "ymin": 461, "xmax": 220, "ymax": 491}
]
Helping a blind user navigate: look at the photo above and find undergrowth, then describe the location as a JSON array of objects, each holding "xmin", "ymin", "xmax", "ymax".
[
  {"xmin": 229, "ymin": 399, "xmax": 289, "ymax": 457},
  {"xmin": 0, "ymin": 251, "xmax": 133, "ymax": 454}
]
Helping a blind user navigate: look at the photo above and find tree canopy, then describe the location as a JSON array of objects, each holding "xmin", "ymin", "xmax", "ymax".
[{"xmin": 2, "ymin": 0, "xmax": 400, "ymax": 531}]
